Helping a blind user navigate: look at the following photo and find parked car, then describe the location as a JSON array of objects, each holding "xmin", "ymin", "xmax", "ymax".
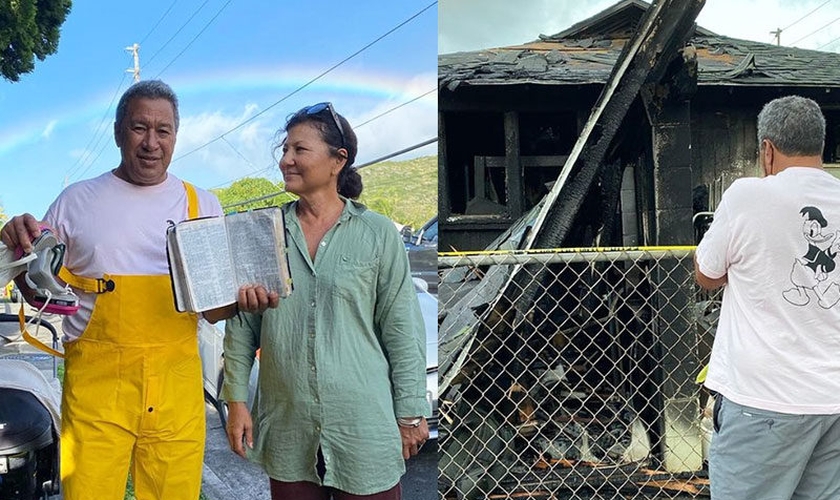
[
  {"xmin": 198, "ymin": 318, "xmax": 258, "ymax": 428},
  {"xmin": 414, "ymin": 278, "xmax": 439, "ymax": 439},
  {"xmin": 199, "ymin": 278, "xmax": 439, "ymax": 439},
  {"xmin": 404, "ymin": 215, "xmax": 438, "ymax": 294}
]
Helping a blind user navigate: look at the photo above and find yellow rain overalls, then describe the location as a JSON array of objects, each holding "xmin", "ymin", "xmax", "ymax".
[{"xmin": 57, "ymin": 182, "xmax": 205, "ymax": 500}]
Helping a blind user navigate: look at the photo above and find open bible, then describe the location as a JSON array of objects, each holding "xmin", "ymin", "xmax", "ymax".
[{"xmin": 166, "ymin": 206, "xmax": 293, "ymax": 312}]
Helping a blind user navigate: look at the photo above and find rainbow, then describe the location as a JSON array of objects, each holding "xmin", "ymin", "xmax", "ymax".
[{"xmin": 0, "ymin": 65, "xmax": 436, "ymax": 157}]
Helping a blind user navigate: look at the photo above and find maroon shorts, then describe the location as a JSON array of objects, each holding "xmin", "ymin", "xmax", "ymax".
[
  {"xmin": 270, "ymin": 478, "xmax": 400, "ymax": 500},
  {"xmin": 269, "ymin": 448, "xmax": 401, "ymax": 500}
]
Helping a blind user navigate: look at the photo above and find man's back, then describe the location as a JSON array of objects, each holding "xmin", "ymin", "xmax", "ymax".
[{"xmin": 698, "ymin": 166, "xmax": 840, "ymax": 413}]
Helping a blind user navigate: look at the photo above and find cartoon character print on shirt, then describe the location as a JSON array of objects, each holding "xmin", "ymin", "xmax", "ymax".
[{"xmin": 783, "ymin": 206, "xmax": 840, "ymax": 308}]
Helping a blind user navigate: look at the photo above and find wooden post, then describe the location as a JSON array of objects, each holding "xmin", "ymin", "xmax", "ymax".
[
  {"xmin": 504, "ymin": 111, "xmax": 523, "ymax": 218},
  {"xmin": 438, "ymin": 111, "xmax": 450, "ymax": 222}
]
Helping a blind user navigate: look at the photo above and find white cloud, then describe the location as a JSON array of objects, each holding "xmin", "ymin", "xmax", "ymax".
[
  {"xmin": 172, "ymin": 93, "xmax": 438, "ymax": 190},
  {"xmin": 173, "ymin": 105, "xmax": 281, "ymax": 187},
  {"xmin": 68, "ymin": 148, "xmax": 85, "ymax": 158},
  {"xmin": 48, "ymin": 70, "xmax": 438, "ymax": 190},
  {"xmin": 401, "ymin": 71, "xmax": 438, "ymax": 98},
  {"xmin": 41, "ymin": 120, "xmax": 58, "ymax": 139},
  {"xmin": 351, "ymin": 93, "xmax": 438, "ymax": 167}
]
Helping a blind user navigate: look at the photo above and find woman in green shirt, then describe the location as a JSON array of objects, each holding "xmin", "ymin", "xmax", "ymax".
[{"xmin": 223, "ymin": 102, "xmax": 430, "ymax": 499}]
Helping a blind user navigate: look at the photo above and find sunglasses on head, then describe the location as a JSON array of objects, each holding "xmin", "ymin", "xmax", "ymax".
[{"xmin": 299, "ymin": 102, "xmax": 346, "ymax": 150}]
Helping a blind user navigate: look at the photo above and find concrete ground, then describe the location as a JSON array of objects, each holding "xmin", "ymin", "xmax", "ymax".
[
  {"xmin": 202, "ymin": 401, "xmax": 439, "ymax": 500},
  {"xmin": 202, "ymin": 404, "xmax": 270, "ymax": 499}
]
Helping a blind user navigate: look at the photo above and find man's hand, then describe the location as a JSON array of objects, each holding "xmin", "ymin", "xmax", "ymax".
[
  {"xmin": 226, "ymin": 401, "xmax": 254, "ymax": 459},
  {"xmin": 236, "ymin": 284, "xmax": 280, "ymax": 314},
  {"xmin": 0, "ymin": 214, "xmax": 45, "ymax": 254},
  {"xmin": 398, "ymin": 417, "xmax": 429, "ymax": 459}
]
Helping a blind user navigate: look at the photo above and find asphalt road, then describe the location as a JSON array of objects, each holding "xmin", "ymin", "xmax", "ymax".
[
  {"xmin": 202, "ymin": 404, "xmax": 439, "ymax": 500},
  {"xmin": 403, "ymin": 440, "xmax": 439, "ymax": 500}
]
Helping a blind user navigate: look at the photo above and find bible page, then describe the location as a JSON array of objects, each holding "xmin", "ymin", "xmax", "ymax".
[
  {"xmin": 175, "ymin": 217, "xmax": 237, "ymax": 311},
  {"xmin": 224, "ymin": 208, "xmax": 292, "ymax": 297}
]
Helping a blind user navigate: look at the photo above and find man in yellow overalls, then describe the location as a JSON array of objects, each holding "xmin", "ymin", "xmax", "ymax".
[{"xmin": 0, "ymin": 79, "xmax": 223, "ymax": 499}]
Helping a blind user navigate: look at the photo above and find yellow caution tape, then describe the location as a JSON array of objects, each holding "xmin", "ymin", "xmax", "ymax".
[
  {"xmin": 439, "ymin": 245, "xmax": 697, "ymax": 257},
  {"xmin": 696, "ymin": 364, "xmax": 709, "ymax": 384}
]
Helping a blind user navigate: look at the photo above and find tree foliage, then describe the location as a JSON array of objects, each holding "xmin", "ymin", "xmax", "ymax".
[
  {"xmin": 358, "ymin": 155, "xmax": 436, "ymax": 228},
  {"xmin": 0, "ymin": 0, "xmax": 72, "ymax": 82},
  {"xmin": 211, "ymin": 178, "xmax": 295, "ymax": 213},
  {"xmin": 362, "ymin": 197, "xmax": 396, "ymax": 221},
  {"xmin": 211, "ymin": 155, "xmax": 437, "ymax": 226}
]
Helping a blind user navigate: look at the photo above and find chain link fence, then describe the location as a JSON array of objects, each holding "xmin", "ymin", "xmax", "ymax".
[{"xmin": 437, "ymin": 247, "xmax": 722, "ymax": 500}]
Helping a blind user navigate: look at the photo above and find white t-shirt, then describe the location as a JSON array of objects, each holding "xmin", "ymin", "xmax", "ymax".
[
  {"xmin": 43, "ymin": 171, "xmax": 223, "ymax": 341},
  {"xmin": 697, "ymin": 167, "xmax": 840, "ymax": 414}
]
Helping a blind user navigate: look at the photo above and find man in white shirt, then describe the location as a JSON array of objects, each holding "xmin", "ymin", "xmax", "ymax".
[
  {"xmin": 0, "ymin": 80, "xmax": 222, "ymax": 500},
  {"xmin": 696, "ymin": 95, "xmax": 840, "ymax": 499}
]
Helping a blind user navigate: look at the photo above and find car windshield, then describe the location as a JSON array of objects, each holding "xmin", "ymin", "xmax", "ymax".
[{"xmin": 420, "ymin": 217, "xmax": 438, "ymax": 243}]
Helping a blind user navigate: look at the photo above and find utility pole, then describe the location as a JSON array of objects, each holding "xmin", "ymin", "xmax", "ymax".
[
  {"xmin": 125, "ymin": 43, "xmax": 140, "ymax": 82},
  {"xmin": 770, "ymin": 28, "xmax": 782, "ymax": 46}
]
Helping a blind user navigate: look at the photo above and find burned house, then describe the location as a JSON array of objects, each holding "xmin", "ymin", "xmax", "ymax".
[
  {"xmin": 439, "ymin": 0, "xmax": 840, "ymax": 252},
  {"xmin": 437, "ymin": 1, "xmax": 840, "ymax": 498}
]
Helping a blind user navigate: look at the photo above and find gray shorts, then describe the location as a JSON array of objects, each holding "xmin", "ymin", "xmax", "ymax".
[{"xmin": 710, "ymin": 395, "xmax": 840, "ymax": 500}]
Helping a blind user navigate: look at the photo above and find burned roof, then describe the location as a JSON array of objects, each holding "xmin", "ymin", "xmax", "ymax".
[
  {"xmin": 439, "ymin": 1, "xmax": 840, "ymax": 91},
  {"xmin": 547, "ymin": 0, "xmax": 715, "ymax": 40}
]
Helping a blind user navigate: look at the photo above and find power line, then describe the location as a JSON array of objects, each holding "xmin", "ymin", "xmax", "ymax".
[
  {"xmin": 221, "ymin": 136, "xmax": 258, "ymax": 169},
  {"xmin": 64, "ymin": 74, "xmax": 129, "ymax": 183},
  {"xmin": 353, "ymin": 88, "xmax": 436, "ymax": 129},
  {"xmin": 354, "ymin": 137, "xmax": 436, "ymax": 169},
  {"xmin": 153, "ymin": 0, "xmax": 232, "ymax": 78},
  {"xmin": 172, "ymin": 1, "xmax": 437, "ymax": 164},
  {"xmin": 207, "ymin": 88, "xmax": 437, "ymax": 189},
  {"xmin": 790, "ymin": 14, "xmax": 840, "ymax": 46},
  {"xmin": 221, "ymin": 137, "xmax": 438, "ymax": 210},
  {"xmin": 72, "ymin": 133, "xmax": 115, "ymax": 181},
  {"xmin": 144, "ymin": 0, "xmax": 210, "ymax": 68},
  {"xmin": 817, "ymin": 32, "xmax": 840, "ymax": 50},
  {"xmin": 783, "ymin": 0, "xmax": 834, "ymax": 32},
  {"xmin": 69, "ymin": 1, "xmax": 231, "ymax": 181},
  {"xmin": 209, "ymin": 164, "xmax": 277, "ymax": 190},
  {"xmin": 139, "ymin": 0, "xmax": 179, "ymax": 46}
]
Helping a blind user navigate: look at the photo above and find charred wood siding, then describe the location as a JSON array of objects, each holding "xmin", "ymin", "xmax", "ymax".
[{"xmin": 691, "ymin": 107, "xmax": 758, "ymax": 210}]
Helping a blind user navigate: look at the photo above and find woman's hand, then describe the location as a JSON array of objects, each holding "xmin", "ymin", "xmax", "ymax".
[
  {"xmin": 203, "ymin": 303, "xmax": 238, "ymax": 323},
  {"xmin": 237, "ymin": 284, "xmax": 280, "ymax": 314},
  {"xmin": 226, "ymin": 401, "xmax": 254, "ymax": 458},
  {"xmin": 398, "ymin": 417, "xmax": 430, "ymax": 459}
]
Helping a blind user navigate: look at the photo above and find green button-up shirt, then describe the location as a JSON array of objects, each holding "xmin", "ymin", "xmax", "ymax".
[{"xmin": 222, "ymin": 199, "xmax": 429, "ymax": 494}]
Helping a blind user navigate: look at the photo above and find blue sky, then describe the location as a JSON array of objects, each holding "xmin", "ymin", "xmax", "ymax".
[{"xmin": 0, "ymin": 0, "xmax": 438, "ymax": 218}]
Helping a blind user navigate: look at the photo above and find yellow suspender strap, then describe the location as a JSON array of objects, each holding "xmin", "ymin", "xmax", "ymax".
[
  {"xmin": 57, "ymin": 180, "xmax": 200, "ymax": 292},
  {"xmin": 18, "ymin": 305, "xmax": 64, "ymax": 358},
  {"xmin": 58, "ymin": 266, "xmax": 114, "ymax": 293},
  {"xmin": 184, "ymin": 181, "xmax": 199, "ymax": 220}
]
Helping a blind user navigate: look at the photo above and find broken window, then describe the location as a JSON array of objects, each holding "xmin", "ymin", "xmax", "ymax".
[
  {"xmin": 443, "ymin": 110, "xmax": 580, "ymax": 220},
  {"xmin": 519, "ymin": 111, "xmax": 579, "ymax": 211},
  {"xmin": 443, "ymin": 111, "xmax": 505, "ymax": 216}
]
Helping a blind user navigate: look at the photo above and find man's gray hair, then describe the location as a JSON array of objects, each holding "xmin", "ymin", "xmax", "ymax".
[
  {"xmin": 757, "ymin": 95, "xmax": 825, "ymax": 157},
  {"xmin": 114, "ymin": 79, "xmax": 180, "ymax": 132}
]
